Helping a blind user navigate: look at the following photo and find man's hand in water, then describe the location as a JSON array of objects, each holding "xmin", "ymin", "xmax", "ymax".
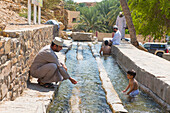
[{"xmin": 69, "ymin": 77, "xmax": 77, "ymax": 84}]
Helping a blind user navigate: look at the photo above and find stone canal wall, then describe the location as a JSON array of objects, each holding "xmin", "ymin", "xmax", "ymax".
[
  {"xmin": 0, "ymin": 26, "xmax": 54, "ymax": 101},
  {"xmin": 111, "ymin": 41, "xmax": 170, "ymax": 111}
]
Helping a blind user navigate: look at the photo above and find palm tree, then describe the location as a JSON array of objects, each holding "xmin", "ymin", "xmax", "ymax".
[
  {"xmin": 107, "ymin": 1, "xmax": 121, "ymax": 26},
  {"xmin": 119, "ymin": 0, "xmax": 139, "ymax": 47},
  {"xmin": 96, "ymin": 0, "xmax": 121, "ymax": 32},
  {"xmin": 74, "ymin": 7, "xmax": 107, "ymax": 32}
]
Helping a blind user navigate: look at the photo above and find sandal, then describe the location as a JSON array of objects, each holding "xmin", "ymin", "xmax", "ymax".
[
  {"xmin": 41, "ymin": 83, "xmax": 55, "ymax": 88},
  {"xmin": 37, "ymin": 79, "xmax": 54, "ymax": 88}
]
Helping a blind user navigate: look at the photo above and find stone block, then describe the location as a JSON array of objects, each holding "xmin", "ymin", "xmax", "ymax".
[
  {"xmin": 13, "ymin": 84, "xmax": 19, "ymax": 91},
  {"xmin": 6, "ymin": 91, "xmax": 12, "ymax": 100},
  {"xmin": 4, "ymin": 38, "xmax": 11, "ymax": 54},
  {"xmin": 11, "ymin": 65, "xmax": 17, "ymax": 81},
  {"xmin": 1, "ymin": 60, "xmax": 12, "ymax": 77},
  {"xmin": 7, "ymin": 52, "xmax": 16, "ymax": 59},
  {"xmin": 0, "ymin": 48, "xmax": 5, "ymax": 55},
  {"xmin": 12, "ymin": 38, "xmax": 19, "ymax": 50},
  {"xmin": 0, "ymin": 83, "xmax": 8, "ymax": 100},
  {"xmin": 72, "ymin": 32, "xmax": 93, "ymax": 41},
  {"xmin": 0, "ymin": 40, "xmax": 5, "ymax": 48},
  {"xmin": 3, "ymin": 31, "xmax": 18, "ymax": 38},
  {"xmin": 1, "ymin": 55, "xmax": 7, "ymax": 64},
  {"xmin": 11, "ymin": 91, "xmax": 18, "ymax": 101},
  {"xmin": 111, "ymin": 104, "xmax": 128, "ymax": 113},
  {"xmin": 11, "ymin": 57, "xmax": 18, "ymax": 65},
  {"xmin": 9, "ymin": 83, "xmax": 14, "ymax": 91}
]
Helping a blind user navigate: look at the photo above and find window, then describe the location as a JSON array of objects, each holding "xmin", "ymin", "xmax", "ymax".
[
  {"xmin": 151, "ymin": 44, "xmax": 160, "ymax": 49},
  {"xmin": 72, "ymin": 18, "xmax": 76, "ymax": 23},
  {"xmin": 144, "ymin": 44, "xmax": 150, "ymax": 49}
]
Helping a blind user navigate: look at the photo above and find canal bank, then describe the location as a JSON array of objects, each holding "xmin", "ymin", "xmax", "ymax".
[{"xmin": 111, "ymin": 40, "xmax": 170, "ymax": 111}]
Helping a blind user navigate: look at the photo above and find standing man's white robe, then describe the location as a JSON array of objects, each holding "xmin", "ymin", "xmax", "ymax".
[{"xmin": 116, "ymin": 15, "xmax": 126, "ymax": 39}]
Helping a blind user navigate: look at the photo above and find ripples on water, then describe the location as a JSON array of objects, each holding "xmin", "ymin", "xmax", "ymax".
[{"xmin": 49, "ymin": 43, "xmax": 111, "ymax": 113}]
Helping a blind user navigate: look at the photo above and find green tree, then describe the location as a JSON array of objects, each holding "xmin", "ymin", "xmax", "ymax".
[
  {"xmin": 74, "ymin": 7, "xmax": 107, "ymax": 32},
  {"xmin": 107, "ymin": 1, "xmax": 121, "ymax": 26},
  {"xmin": 128, "ymin": 0, "xmax": 170, "ymax": 41},
  {"xmin": 43, "ymin": 0, "xmax": 61, "ymax": 9},
  {"xmin": 63, "ymin": 0, "xmax": 78, "ymax": 11},
  {"xmin": 96, "ymin": 0, "xmax": 121, "ymax": 32}
]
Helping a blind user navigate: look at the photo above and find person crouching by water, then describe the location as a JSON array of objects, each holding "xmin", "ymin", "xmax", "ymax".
[
  {"xmin": 122, "ymin": 70, "xmax": 139, "ymax": 100},
  {"xmin": 30, "ymin": 37, "xmax": 77, "ymax": 88},
  {"xmin": 100, "ymin": 40, "xmax": 111, "ymax": 55}
]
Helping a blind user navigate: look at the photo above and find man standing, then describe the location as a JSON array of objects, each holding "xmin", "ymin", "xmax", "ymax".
[
  {"xmin": 30, "ymin": 37, "xmax": 77, "ymax": 88},
  {"xmin": 111, "ymin": 25, "xmax": 121, "ymax": 45},
  {"xmin": 116, "ymin": 12, "xmax": 126, "ymax": 40}
]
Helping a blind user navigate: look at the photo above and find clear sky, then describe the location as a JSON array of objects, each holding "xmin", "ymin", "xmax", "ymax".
[{"xmin": 73, "ymin": 0, "xmax": 103, "ymax": 3}]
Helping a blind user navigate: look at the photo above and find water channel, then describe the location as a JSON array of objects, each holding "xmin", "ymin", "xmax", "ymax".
[{"xmin": 49, "ymin": 42, "xmax": 165, "ymax": 113}]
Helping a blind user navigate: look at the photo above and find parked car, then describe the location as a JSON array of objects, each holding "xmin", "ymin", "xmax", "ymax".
[{"xmin": 143, "ymin": 42, "xmax": 169, "ymax": 57}]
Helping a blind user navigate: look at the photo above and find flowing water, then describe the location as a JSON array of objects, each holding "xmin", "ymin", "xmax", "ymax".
[
  {"xmin": 49, "ymin": 42, "xmax": 166, "ymax": 113},
  {"xmin": 94, "ymin": 43, "xmax": 166, "ymax": 113},
  {"xmin": 49, "ymin": 42, "xmax": 111, "ymax": 113}
]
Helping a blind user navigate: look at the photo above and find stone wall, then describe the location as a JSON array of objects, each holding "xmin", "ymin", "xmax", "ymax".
[
  {"xmin": 72, "ymin": 32, "xmax": 94, "ymax": 41},
  {"xmin": 0, "ymin": 26, "xmax": 54, "ymax": 101},
  {"xmin": 96, "ymin": 32, "xmax": 113, "ymax": 42}
]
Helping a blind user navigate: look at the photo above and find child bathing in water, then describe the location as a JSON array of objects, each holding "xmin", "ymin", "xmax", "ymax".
[
  {"xmin": 122, "ymin": 70, "xmax": 139, "ymax": 98},
  {"xmin": 99, "ymin": 40, "xmax": 111, "ymax": 55}
]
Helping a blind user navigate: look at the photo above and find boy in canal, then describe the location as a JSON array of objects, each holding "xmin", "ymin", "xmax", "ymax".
[
  {"xmin": 99, "ymin": 40, "xmax": 111, "ymax": 55},
  {"xmin": 122, "ymin": 70, "xmax": 139, "ymax": 98}
]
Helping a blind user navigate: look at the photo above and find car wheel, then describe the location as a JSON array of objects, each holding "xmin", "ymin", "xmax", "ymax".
[{"xmin": 156, "ymin": 52, "xmax": 163, "ymax": 57}]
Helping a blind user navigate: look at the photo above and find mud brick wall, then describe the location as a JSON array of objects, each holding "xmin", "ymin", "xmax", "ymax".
[{"xmin": 0, "ymin": 26, "xmax": 54, "ymax": 101}]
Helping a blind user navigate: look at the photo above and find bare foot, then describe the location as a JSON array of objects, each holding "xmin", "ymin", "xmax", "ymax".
[{"xmin": 69, "ymin": 77, "xmax": 77, "ymax": 84}]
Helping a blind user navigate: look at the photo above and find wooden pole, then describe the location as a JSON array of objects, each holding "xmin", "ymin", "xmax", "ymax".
[
  {"xmin": 34, "ymin": 4, "xmax": 37, "ymax": 24},
  {"xmin": 38, "ymin": 6, "xmax": 41, "ymax": 24},
  {"xmin": 28, "ymin": 0, "xmax": 31, "ymax": 25}
]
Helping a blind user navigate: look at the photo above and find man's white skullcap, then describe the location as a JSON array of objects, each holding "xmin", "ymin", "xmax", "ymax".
[
  {"xmin": 119, "ymin": 12, "xmax": 123, "ymax": 15},
  {"xmin": 53, "ymin": 37, "xmax": 63, "ymax": 46},
  {"xmin": 113, "ymin": 25, "xmax": 118, "ymax": 29}
]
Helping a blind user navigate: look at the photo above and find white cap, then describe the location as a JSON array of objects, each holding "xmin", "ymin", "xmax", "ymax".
[
  {"xmin": 119, "ymin": 12, "xmax": 123, "ymax": 15},
  {"xmin": 53, "ymin": 37, "xmax": 63, "ymax": 46},
  {"xmin": 113, "ymin": 25, "xmax": 118, "ymax": 29}
]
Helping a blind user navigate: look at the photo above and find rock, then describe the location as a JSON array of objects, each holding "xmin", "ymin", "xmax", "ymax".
[{"xmin": 72, "ymin": 32, "xmax": 94, "ymax": 41}]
